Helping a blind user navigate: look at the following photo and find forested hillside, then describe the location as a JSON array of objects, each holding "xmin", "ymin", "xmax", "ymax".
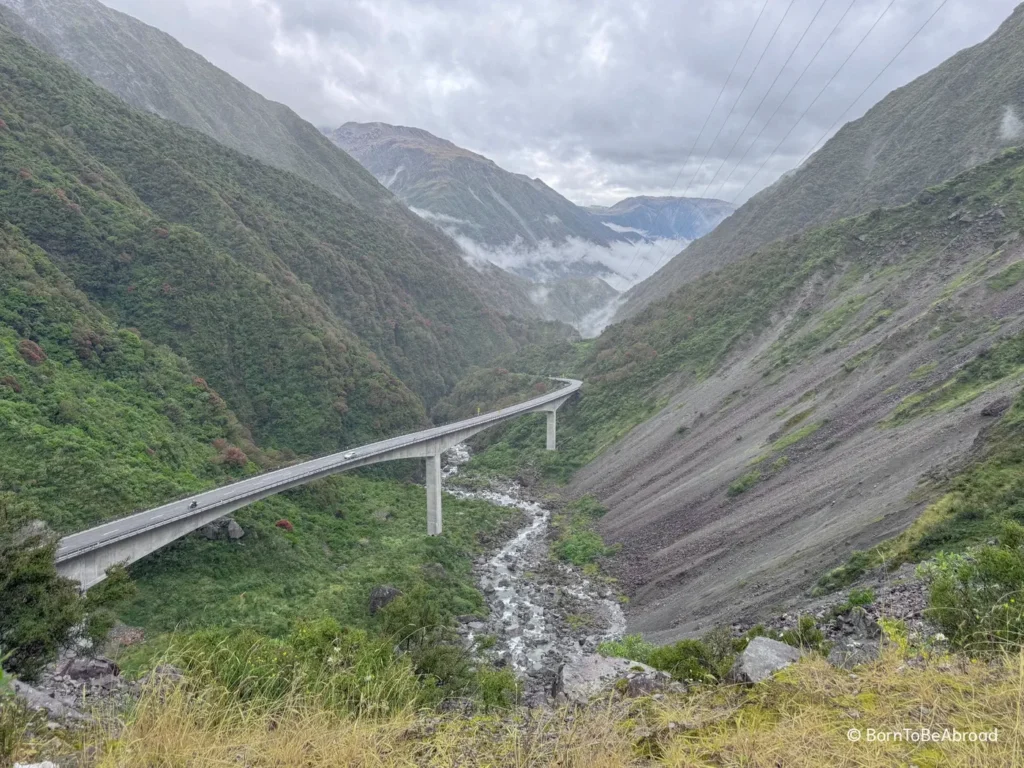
[
  {"xmin": 0, "ymin": 223, "xmax": 264, "ymax": 532},
  {"xmin": 0, "ymin": 22, "xmax": 566, "ymax": 453},
  {"xmin": 622, "ymin": 3, "xmax": 1024, "ymax": 316}
]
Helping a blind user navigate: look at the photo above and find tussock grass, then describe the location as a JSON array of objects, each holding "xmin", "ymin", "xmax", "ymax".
[{"xmin": 60, "ymin": 648, "xmax": 1024, "ymax": 767}]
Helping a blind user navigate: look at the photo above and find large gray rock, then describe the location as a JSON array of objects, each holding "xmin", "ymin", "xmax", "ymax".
[
  {"xmin": 56, "ymin": 655, "xmax": 119, "ymax": 681},
  {"xmin": 552, "ymin": 654, "xmax": 675, "ymax": 704},
  {"xmin": 199, "ymin": 517, "xmax": 245, "ymax": 541},
  {"xmin": 368, "ymin": 585, "xmax": 403, "ymax": 615},
  {"xmin": 729, "ymin": 637, "xmax": 801, "ymax": 684},
  {"xmin": 11, "ymin": 679, "xmax": 87, "ymax": 721},
  {"xmin": 828, "ymin": 607, "xmax": 881, "ymax": 669}
]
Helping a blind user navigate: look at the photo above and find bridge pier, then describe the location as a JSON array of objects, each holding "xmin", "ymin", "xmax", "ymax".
[
  {"xmin": 426, "ymin": 453, "xmax": 443, "ymax": 536},
  {"xmin": 546, "ymin": 410, "xmax": 556, "ymax": 451}
]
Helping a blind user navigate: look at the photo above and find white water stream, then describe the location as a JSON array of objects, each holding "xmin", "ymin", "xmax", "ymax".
[{"xmin": 443, "ymin": 444, "xmax": 626, "ymax": 683}]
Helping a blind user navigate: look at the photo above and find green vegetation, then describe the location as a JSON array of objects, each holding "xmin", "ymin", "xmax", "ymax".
[
  {"xmin": 121, "ymin": 472, "xmax": 519, "ymax": 636},
  {"xmin": 0, "ymin": 22, "xmax": 562, "ymax": 454},
  {"xmin": 551, "ymin": 496, "xmax": 611, "ymax": 566},
  {"xmin": 0, "ymin": 494, "xmax": 134, "ymax": 680},
  {"xmin": 920, "ymin": 524, "xmax": 1024, "ymax": 650},
  {"xmin": 727, "ymin": 470, "xmax": 762, "ymax": 497},
  {"xmin": 0, "ymin": 224, "xmax": 265, "ymax": 532},
  {"xmin": 989, "ymin": 259, "xmax": 1024, "ymax": 291},
  {"xmin": 888, "ymin": 330, "xmax": 1024, "ymax": 425},
  {"xmin": 598, "ymin": 620, "xmax": 827, "ymax": 684},
  {"xmin": 752, "ymin": 421, "xmax": 825, "ymax": 465},
  {"xmin": 430, "ymin": 367, "xmax": 553, "ymax": 424}
]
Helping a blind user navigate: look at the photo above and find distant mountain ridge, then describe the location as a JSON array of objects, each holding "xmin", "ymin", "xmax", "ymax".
[
  {"xmin": 621, "ymin": 2, "xmax": 1024, "ymax": 318},
  {"xmin": 327, "ymin": 121, "xmax": 635, "ymax": 250},
  {"xmin": 587, "ymin": 196, "xmax": 735, "ymax": 241}
]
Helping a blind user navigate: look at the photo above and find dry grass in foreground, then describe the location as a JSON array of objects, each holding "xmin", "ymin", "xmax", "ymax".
[{"xmin": 30, "ymin": 649, "xmax": 1024, "ymax": 766}]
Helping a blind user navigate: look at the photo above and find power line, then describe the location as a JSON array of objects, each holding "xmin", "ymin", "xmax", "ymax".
[
  {"xmin": 794, "ymin": 0, "xmax": 950, "ymax": 166},
  {"xmin": 617, "ymin": 0, "xmax": 771, "ymax": 283},
  {"xmin": 697, "ymin": 0, "xmax": 831, "ymax": 200},
  {"xmin": 710, "ymin": 0, "xmax": 861, "ymax": 201},
  {"xmin": 680, "ymin": 0, "xmax": 799, "ymax": 198},
  {"xmin": 727, "ymin": 0, "xmax": 898, "ymax": 205}
]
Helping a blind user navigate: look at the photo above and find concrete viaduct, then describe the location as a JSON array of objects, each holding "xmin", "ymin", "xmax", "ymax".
[{"xmin": 55, "ymin": 378, "xmax": 581, "ymax": 589}]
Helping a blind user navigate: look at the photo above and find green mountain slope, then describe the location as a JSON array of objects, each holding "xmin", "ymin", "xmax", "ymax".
[
  {"xmin": 0, "ymin": 221, "xmax": 265, "ymax": 533},
  {"xmin": 622, "ymin": 3, "xmax": 1024, "ymax": 317},
  {"xmin": 0, "ymin": 22, "xmax": 565, "ymax": 452},
  {"xmin": 0, "ymin": 0, "xmax": 540, "ymax": 324}
]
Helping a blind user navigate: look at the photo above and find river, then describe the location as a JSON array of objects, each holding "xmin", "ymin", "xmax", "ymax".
[{"xmin": 443, "ymin": 444, "xmax": 626, "ymax": 703}]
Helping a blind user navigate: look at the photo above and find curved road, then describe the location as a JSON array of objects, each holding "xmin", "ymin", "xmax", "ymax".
[{"xmin": 57, "ymin": 377, "xmax": 581, "ymax": 587}]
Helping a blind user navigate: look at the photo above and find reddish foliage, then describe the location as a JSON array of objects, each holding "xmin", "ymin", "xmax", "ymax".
[
  {"xmin": 17, "ymin": 168, "xmax": 31, "ymax": 180},
  {"xmin": 0, "ymin": 118, "xmax": 7, "ymax": 130},
  {"xmin": 496, "ymin": 368, "xmax": 510, "ymax": 376},
  {"xmin": 222, "ymin": 446, "xmax": 248, "ymax": 467},
  {"xmin": 17, "ymin": 339, "xmax": 46, "ymax": 365},
  {"xmin": 333, "ymin": 397, "xmax": 349, "ymax": 415},
  {"xmin": 274, "ymin": 519, "xmax": 295, "ymax": 532},
  {"xmin": 126, "ymin": 284, "xmax": 136, "ymax": 293},
  {"xmin": 72, "ymin": 328, "xmax": 102, "ymax": 361},
  {"xmin": 533, "ymin": 381, "xmax": 548, "ymax": 393},
  {"xmin": 161, "ymin": 282, "xmax": 174, "ymax": 295},
  {"xmin": 192, "ymin": 376, "xmax": 209, "ymax": 390},
  {"xmin": 145, "ymin": 447, "xmax": 156, "ymax": 457},
  {"xmin": 153, "ymin": 227, "xmax": 170, "ymax": 239},
  {"xmin": 211, "ymin": 438, "xmax": 228, "ymax": 450},
  {"xmin": 117, "ymin": 252, "xmax": 133, "ymax": 265},
  {"xmin": 0, "ymin": 375, "xmax": 22, "ymax": 394}
]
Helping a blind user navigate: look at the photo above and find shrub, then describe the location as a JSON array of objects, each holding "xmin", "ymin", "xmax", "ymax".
[
  {"xmin": 923, "ymin": 523, "xmax": 1024, "ymax": 649},
  {"xmin": 274, "ymin": 519, "xmax": 294, "ymax": 532},
  {"xmin": 477, "ymin": 667, "xmax": 521, "ymax": 711},
  {"xmin": 728, "ymin": 470, "xmax": 761, "ymax": 497},
  {"xmin": 554, "ymin": 530, "xmax": 607, "ymax": 565},
  {"xmin": 16, "ymin": 339, "xmax": 46, "ymax": 365},
  {"xmin": 597, "ymin": 633, "xmax": 655, "ymax": 664}
]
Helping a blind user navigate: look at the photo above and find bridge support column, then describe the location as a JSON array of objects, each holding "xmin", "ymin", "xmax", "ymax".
[
  {"xmin": 426, "ymin": 454, "xmax": 442, "ymax": 535},
  {"xmin": 546, "ymin": 410, "xmax": 556, "ymax": 451}
]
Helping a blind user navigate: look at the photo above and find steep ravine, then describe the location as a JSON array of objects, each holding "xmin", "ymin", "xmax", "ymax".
[{"xmin": 443, "ymin": 445, "xmax": 626, "ymax": 704}]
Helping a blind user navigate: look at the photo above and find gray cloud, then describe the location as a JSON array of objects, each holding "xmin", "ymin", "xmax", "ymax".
[{"xmin": 102, "ymin": 0, "xmax": 1019, "ymax": 205}]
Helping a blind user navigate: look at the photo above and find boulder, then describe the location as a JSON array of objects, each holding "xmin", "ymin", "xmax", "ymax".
[
  {"xmin": 368, "ymin": 585, "xmax": 403, "ymax": 615},
  {"xmin": 828, "ymin": 607, "xmax": 881, "ymax": 669},
  {"xmin": 981, "ymin": 396, "xmax": 1013, "ymax": 417},
  {"xmin": 199, "ymin": 517, "xmax": 245, "ymax": 541},
  {"xmin": 11, "ymin": 680, "xmax": 87, "ymax": 722},
  {"xmin": 728, "ymin": 637, "xmax": 801, "ymax": 684},
  {"xmin": 552, "ymin": 654, "xmax": 674, "ymax": 704},
  {"xmin": 56, "ymin": 655, "xmax": 119, "ymax": 681}
]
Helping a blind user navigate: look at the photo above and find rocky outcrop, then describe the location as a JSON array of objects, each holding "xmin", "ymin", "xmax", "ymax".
[
  {"xmin": 828, "ymin": 607, "xmax": 882, "ymax": 669},
  {"xmin": 981, "ymin": 396, "xmax": 1013, "ymax": 417},
  {"xmin": 728, "ymin": 637, "xmax": 801, "ymax": 684},
  {"xmin": 368, "ymin": 585, "xmax": 403, "ymax": 615},
  {"xmin": 552, "ymin": 654, "xmax": 676, "ymax": 704},
  {"xmin": 199, "ymin": 517, "xmax": 245, "ymax": 541}
]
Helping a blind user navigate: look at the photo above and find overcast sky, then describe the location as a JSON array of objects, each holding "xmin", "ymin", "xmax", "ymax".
[{"xmin": 102, "ymin": 0, "xmax": 1019, "ymax": 206}]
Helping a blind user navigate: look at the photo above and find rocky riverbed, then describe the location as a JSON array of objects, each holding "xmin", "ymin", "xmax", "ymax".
[{"xmin": 443, "ymin": 444, "xmax": 626, "ymax": 705}]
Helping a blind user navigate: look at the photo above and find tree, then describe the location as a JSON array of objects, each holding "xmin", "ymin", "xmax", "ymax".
[
  {"xmin": 0, "ymin": 495, "xmax": 136, "ymax": 681},
  {"xmin": 0, "ymin": 495, "xmax": 82, "ymax": 680}
]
